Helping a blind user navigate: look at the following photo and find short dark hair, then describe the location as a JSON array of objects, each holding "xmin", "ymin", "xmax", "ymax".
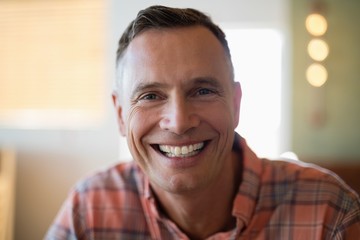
[{"xmin": 116, "ymin": 5, "xmax": 232, "ymax": 66}]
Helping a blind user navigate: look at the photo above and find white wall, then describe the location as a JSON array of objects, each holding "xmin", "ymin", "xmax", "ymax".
[{"xmin": 0, "ymin": 1, "xmax": 290, "ymax": 239}]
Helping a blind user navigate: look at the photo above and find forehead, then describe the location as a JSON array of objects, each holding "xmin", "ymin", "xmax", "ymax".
[
  {"xmin": 128, "ymin": 26, "xmax": 225, "ymax": 58},
  {"xmin": 119, "ymin": 26, "xmax": 232, "ymax": 91}
]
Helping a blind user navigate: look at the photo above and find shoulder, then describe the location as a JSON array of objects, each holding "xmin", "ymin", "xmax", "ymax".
[
  {"xmin": 74, "ymin": 161, "xmax": 143, "ymax": 193},
  {"xmin": 261, "ymin": 158, "xmax": 360, "ymax": 236},
  {"xmin": 67, "ymin": 161, "xmax": 147, "ymax": 223},
  {"xmin": 260, "ymin": 158, "xmax": 360, "ymax": 227},
  {"xmin": 66, "ymin": 161, "xmax": 146, "ymax": 209},
  {"xmin": 45, "ymin": 162, "xmax": 152, "ymax": 239},
  {"xmin": 261, "ymin": 158, "xmax": 359, "ymax": 199}
]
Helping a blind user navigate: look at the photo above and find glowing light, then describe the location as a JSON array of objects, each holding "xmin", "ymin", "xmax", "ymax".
[
  {"xmin": 306, "ymin": 13, "xmax": 328, "ymax": 36},
  {"xmin": 307, "ymin": 39, "xmax": 329, "ymax": 61},
  {"xmin": 306, "ymin": 63, "xmax": 328, "ymax": 87}
]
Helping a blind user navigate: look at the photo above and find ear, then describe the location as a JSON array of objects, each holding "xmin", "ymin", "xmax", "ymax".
[
  {"xmin": 233, "ymin": 81, "xmax": 242, "ymax": 128},
  {"xmin": 112, "ymin": 91, "xmax": 127, "ymax": 136}
]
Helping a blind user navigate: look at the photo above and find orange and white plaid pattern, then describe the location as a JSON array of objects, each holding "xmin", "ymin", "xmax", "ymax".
[{"xmin": 45, "ymin": 134, "xmax": 360, "ymax": 239}]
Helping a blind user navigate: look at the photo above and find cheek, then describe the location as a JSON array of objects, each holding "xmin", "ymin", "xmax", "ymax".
[
  {"xmin": 201, "ymin": 100, "xmax": 236, "ymax": 131},
  {"xmin": 126, "ymin": 107, "xmax": 157, "ymax": 153},
  {"xmin": 126, "ymin": 107, "xmax": 145, "ymax": 143}
]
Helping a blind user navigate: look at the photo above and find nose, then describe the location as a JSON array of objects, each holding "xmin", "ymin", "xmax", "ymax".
[{"xmin": 159, "ymin": 96, "xmax": 200, "ymax": 135}]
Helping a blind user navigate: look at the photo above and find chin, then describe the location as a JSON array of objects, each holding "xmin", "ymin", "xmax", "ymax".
[{"xmin": 152, "ymin": 171, "xmax": 209, "ymax": 194}]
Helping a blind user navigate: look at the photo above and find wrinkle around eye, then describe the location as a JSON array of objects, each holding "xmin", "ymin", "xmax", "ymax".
[
  {"xmin": 133, "ymin": 92, "xmax": 167, "ymax": 106},
  {"xmin": 140, "ymin": 93, "xmax": 159, "ymax": 100}
]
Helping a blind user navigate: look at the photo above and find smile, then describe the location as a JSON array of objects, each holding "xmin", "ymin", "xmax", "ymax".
[{"xmin": 158, "ymin": 142, "xmax": 205, "ymax": 158}]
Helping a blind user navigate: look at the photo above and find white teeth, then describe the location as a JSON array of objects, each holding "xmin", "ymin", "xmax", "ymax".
[
  {"xmin": 174, "ymin": 147, "xmax": 181, "ymax": 155},
  {"xmin": 189, "ymin": 145, "xmax": 193, "ymax": 152},
  {"xmin": 181, "ymin": 146, "xmax": 188, "ymax": 155},
  {"xmin": 159, "ymin": 142, "xmax": 204, "ymax": 157}
]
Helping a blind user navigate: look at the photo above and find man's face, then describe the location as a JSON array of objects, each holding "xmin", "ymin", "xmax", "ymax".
[{"xmin": 113, "ymin": 26, "xmax": 241, "ymax": 194}]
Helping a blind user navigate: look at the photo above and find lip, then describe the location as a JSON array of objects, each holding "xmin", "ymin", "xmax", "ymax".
[{"xmin": 150, "ymin": 141, "xmax": 209, "ymax": 169}]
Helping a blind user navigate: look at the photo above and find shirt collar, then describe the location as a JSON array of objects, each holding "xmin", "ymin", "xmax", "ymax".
[{"xmin": 232, "ymin": 133, "xmax": 263, "ymax": 228}]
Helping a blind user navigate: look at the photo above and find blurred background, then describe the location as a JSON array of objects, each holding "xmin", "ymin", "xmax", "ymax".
[{"xmin": 0, "ymin": 0, "xmax": 359, "ymax": 239}]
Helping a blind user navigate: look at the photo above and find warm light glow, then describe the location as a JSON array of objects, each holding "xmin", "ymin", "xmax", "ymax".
[
  {"xmin": 306, "ymin": 63, "xmax": 328, "ymax": 87},
  {"xmin": 0, "ymin": 0, "xmax": 106, "ymax": 129},
  {"xmin": 307, "ymin": 39, "xmax": 329, "ymax": 61},
  {"xmin": 306, "ymin": 13, "xmax": 328, "ymax": 36}
]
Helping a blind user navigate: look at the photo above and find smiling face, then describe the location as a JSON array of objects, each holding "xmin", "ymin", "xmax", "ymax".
[{"xmin": 113, "ymin": 26, "xmax": 241, "ymax": 194}]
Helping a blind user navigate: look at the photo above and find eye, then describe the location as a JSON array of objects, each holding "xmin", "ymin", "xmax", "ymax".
[
  {"xmin": 138, "ymin": 92, "xmax": 164, "ymax": 102},
  {"xmin": 197, "ymin": 88, "xmax": 214, "ymax": 95},
  {"xmin": 141, "ymin": 93, "xmax": 158, "ymax": 100}
]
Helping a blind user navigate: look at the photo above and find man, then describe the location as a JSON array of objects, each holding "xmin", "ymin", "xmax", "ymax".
[{"xmin": 46, "ymin": 5, "xmax": 360, "ymax": 239}]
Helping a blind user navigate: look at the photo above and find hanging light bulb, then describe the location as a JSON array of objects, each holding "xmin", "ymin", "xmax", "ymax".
[
  {"xmin": 306, "ymin": 63, "xmax": 328, "ymax": 87},
  {"xmin": 306, "ymin": 13, "xmax": 328, "ymax": 36},
  {"xmin": 307, "ymin": 38, "xmax": 329, "ymax": 61}
]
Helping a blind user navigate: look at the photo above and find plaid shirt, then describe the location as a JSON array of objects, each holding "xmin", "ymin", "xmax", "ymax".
[{"xmin": 45, "ymin": 134, "xmax": 360, "ymax": 239}]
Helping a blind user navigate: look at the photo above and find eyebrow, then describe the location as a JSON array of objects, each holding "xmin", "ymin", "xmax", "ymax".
[
  {"xmin": 191, "ymin": 77, "xmax": 223, "ymax": 89},
  {"xmin": 130, "ymin": 76, "xmax": 224, "ymax": 99},
  {"xmin": 130, "ymin": 82, "xmax": 168, "ymax": 99}
]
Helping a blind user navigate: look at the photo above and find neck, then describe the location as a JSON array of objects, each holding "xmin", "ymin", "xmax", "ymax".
[{"xmin": 152, "ymin": 151, "xmax": 241, "ymax": 239}]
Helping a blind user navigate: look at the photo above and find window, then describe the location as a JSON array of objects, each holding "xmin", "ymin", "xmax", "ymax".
[
  {"xmin": 225, "ymin": 29, "xmax": 283, "ymax": 158},
  {"xmin": 0, "ymin": 0, "xmax": 107, "ymax": 129}
]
